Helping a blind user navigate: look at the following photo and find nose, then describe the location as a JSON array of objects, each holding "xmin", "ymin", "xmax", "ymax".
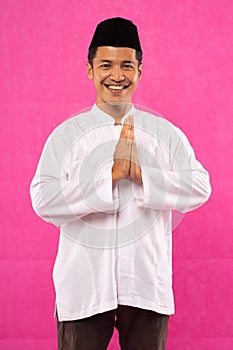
[{"xmin": 110, "ymin": 65, "xmax": 125, "ymax": 82}]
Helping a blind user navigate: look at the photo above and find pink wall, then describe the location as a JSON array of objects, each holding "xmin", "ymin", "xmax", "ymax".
[{"xmin": 0, "ymin": 1, "xmax": 232, "ymax": 349}]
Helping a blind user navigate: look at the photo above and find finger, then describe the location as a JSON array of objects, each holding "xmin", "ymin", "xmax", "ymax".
[
  {"xmin": 125, "ymin": 114, "xmax": 134, "ymax": 127},
  {"xmin": 121, "ymin": 115, "xmax": 134, "ymax": 139},
  {"xmin": 120, "ymin": 125, "xmax": 133, "ymax": 140},
  {"xmin": 131, "ymin": 141, "xmax": 137, "ymax": 163},
  {"xmin": 121, "ymin": 129, "xmax": 134, "ymax": 141}
]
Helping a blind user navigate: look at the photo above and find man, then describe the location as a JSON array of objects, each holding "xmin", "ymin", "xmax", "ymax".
[{"xmin": 30, "ymin": 17, "xmax": 211, "ymax": 350}]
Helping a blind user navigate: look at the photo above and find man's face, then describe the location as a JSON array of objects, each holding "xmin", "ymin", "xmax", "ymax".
[{"xmin": 87, "ymin": 46, "xmax": 142, "ymax": 106}]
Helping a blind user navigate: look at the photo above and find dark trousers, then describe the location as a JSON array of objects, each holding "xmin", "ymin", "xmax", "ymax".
[{"xmin": 57, "ymin": 305, "xmax": 169, "ymax": 350}]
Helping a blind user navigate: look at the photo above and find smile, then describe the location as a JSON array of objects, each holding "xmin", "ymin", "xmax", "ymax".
[{"xmin": 104, "ymin": 84, "xmax": 129, "ymax": 91}]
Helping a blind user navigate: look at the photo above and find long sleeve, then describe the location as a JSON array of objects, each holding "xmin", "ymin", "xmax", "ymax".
[
  {"xmin": 30, "ymin": 120, "xmax": 119, "ymax": 226},
  {"xmin": 133, "ymin": 122, "xmax": 211, "ymax": 213}
]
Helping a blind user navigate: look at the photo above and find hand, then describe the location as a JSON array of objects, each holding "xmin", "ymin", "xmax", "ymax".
[
  {"xmin": 129, "ymin": 137, "xmax": 142, "ymax": 184},
  {"xmin": 112, "ymin": 115, "xmax": 142, "ymax": 185},
  {"xmin": 112, "ymin": 115, "xmax": 134, "ymax": 185}
]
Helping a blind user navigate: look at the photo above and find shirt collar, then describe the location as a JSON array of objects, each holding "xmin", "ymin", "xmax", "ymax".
[{"xmin": 91, "ymin": 103, "xmax": 136, "ymax": 125}]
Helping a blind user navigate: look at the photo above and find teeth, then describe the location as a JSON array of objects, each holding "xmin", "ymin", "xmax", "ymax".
[{"xmin": 108, "ymin": 85, "xmax": 124, "ymax": 90}]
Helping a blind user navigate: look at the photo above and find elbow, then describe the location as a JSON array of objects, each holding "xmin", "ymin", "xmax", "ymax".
[
  {"xmin": 31, "ymin": 195, "xmax": 53, "ymax": 223},
  {"xmin": 203, "ymin": 180, "xmax": 212, "ymax": 203},
  {"xmin": 31, "ymin": 199, "xmax": 62, "ymax": 226},
  {"xmin": 198, "ymin": 170, "xmax": 212, "ymax": 204},
  {"xmin": 182, "ymin": 177, "xmax": 212, "ymax": 213},
  {"xmin": 30, "ymin": 183, "xmax": 55, "ymax": 224},
  {"xmin": 193, "ymin": 169, "xmax": 212, "ymax": 206}
]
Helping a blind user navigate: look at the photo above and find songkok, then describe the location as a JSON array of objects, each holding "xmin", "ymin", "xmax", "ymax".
[{"xmin": 89, "ymin": 17, "xmax": 142, "ymax": 53}]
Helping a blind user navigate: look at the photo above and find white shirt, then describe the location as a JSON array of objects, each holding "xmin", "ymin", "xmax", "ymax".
[{"xmin": 30, "ymin": 104, "xmax": 211, "ymax": 321}]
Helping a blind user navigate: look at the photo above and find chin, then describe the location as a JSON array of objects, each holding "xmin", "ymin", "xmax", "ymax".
[{"xmin": 107, "ymin": 95, "xmax": 131, "ymax": 104}]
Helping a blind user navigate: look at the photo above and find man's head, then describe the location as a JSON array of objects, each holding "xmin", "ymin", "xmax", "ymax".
[
  {"xmin": 86, "ymin": 18, "xmax": 142, "ymax": 106},
  {"xmin": 88, "ymin": 17, "xmax": 142, "ymax": 67}
]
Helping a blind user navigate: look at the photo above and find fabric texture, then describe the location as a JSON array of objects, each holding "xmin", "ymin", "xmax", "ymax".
[
  {"xmin": 30, "ymin": 104, "xmax": 211, "ymax": 321},
  {"xmin": 57, "ymin": 305, "xmax": 169, "ymax": 350}
]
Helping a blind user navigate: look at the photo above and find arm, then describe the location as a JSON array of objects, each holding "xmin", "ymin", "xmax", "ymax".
[
  {"xmin": 30, "ymin": 124, "xmax": 119, "ymax": 226},
  {"xmin": 133, "ymin": 124, "xmax": 211, "ymax": 213}
]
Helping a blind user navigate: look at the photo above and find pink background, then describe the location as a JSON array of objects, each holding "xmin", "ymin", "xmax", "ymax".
[{"xmin": 0, "ymin": 1, "xmax": 232, "ymax": 349}]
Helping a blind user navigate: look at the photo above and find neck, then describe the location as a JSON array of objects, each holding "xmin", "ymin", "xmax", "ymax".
[{"xmin": 96, "ymin": 102, "xmax": 132, "ymax": 123}]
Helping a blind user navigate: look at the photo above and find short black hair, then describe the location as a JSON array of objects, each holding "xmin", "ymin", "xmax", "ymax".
[{"xmin": 88, "ymin": 47, "xmax": 142, "ymax": 67}]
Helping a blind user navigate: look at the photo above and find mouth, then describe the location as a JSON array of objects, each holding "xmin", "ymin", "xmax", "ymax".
[{"xmin": 103, "ymin": 84, "xmax": 129, "ymax": 92}]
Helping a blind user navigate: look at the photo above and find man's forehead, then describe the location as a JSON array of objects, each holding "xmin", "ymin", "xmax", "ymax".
[{"xmin": 94, "ymin": 46, "xmax": 137, "ymax": 61}]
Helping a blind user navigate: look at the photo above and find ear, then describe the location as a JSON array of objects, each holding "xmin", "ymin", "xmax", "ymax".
[
  {"xmin": 86, "ymin": 62, "xmax": 93, "ymax": 80},
  {"xmin": 138, "ymin": 63, "xmax": 142, "ymax": 80}
]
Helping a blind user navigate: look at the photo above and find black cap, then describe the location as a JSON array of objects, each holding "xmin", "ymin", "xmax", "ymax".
[{"xmin": 89, "ymin": 17, "xmax": 142, "ymax": 53}]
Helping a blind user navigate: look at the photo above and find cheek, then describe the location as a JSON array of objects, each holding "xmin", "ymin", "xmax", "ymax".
[
  {"xmin": 130, "ymin": 75, "xmax": 140, "ymax": 88},
  {"xmin": 94, "ymin": 77, "xmax": 107, "ymax": 88},
  {"xmin": 94, "ymin": 69, "xmax": 109, "ymax": 80},
  {"xmin": 93, "ymin": 75, "xmax": 103, "ymax": 87},
  {"xmin": 129, "ymin": 72, "xmax": 140, "ymax": 83}
]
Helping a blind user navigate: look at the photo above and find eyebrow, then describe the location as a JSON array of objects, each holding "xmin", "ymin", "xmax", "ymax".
[
  {"xmin": 98, "ymin": 60, "xmax": 112, "ymax": 63},
  {"xmin": 98, "ymin": 60, "xmax": 136, "ymax": 64},
  {"xmin": 122, "ymin": 60, "xmax": 135, "ymax": 64}
]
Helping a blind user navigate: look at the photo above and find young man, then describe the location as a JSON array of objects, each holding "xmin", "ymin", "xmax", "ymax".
[{"xmin": 30, "ymin": 18, "xmax": 211, "ymax": 350}]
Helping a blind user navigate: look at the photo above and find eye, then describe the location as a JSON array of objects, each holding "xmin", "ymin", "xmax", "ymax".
[
  {"xmin": 122, "ymin": 63, "xmax": 134, "ymax": 70},
  {"xmin": 100, "ymin": 63, "xmax": 111, "ymax": 69}
]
